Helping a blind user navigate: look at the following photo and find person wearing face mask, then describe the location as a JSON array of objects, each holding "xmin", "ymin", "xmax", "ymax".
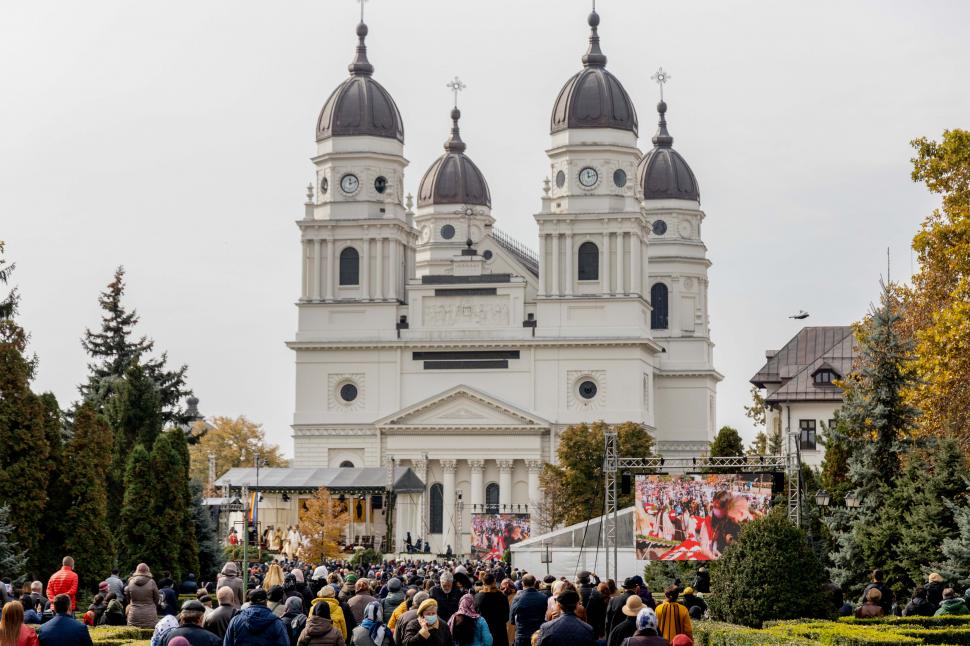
[{"xmin": 402, "ymin": 599, "xmax": 454, "ymax": 646}]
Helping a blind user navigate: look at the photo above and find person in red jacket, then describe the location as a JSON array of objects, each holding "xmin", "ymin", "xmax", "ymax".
[{"xmin": 47, "ymin": 557, "xmax": 79, "ymax": 612}]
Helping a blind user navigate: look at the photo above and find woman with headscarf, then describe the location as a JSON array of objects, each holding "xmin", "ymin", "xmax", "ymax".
[
  {"xmin": 126, "ymin": 563, "xmax": 161, "ymax": 628},
  {"xmin": 349, "ymin": 600, "xmax": 393, "ymax": 646},
  {"xmin": 283, "ymin": 596, "xmax": 309, "ymax": 646},
  {"xmin": 299, "ymin": 601, "xmax": 347, "ymax": 646},
  {"xmin": 624, "ymin": 607, "xmax": 669, "ymax": 646},
  {"xmin": 150, "ymin": 588, "xmax": 180, "ymax": 646},
  {"xmin": 449, "ymin": 594, "xmax": 491, "ymax": 646}
]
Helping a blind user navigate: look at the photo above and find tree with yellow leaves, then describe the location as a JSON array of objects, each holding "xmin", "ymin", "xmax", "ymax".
[
  {"xmin": 297, "ymin": 487, "xmax": 349, "ymax": 562},
  {"xmin": 187, "ymin": 416, "xmax": 287, "ymax": 484},
  {"xmin": 901, "ymin": 129, "xmax": 970, "ymax": 449}
]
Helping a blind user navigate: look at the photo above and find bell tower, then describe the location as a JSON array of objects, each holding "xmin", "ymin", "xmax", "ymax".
[{"xmin": 535, "ymin": 9, "xmax": 650, "ymax": 335}]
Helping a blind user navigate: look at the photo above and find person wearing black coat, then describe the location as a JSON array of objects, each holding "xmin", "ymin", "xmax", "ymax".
[
  {"xmin": 180, "ymin": 574, "xmax": 200, "ymax": 595},
  {"xmin": 604, "ymin": 579, "xmax": 638, "ymax": 640},
  {"xmin": 474, "ymin": 574, "xmax": 509, "ymax": 646},
  {"xmin": 429, "ymin": 573, "xmax": 462, "ymax": 623},
  {"xmin": 926, "ymin": 574, "xmax": 947, "ymax": 610},
  {"xmin": 584, "ymin": 584, "xmax": 608, "ymax": 640},
  {"xmin": 859, "ymin": 570, "xmax": 894, "ymax": 616},
  {"xmin": 681, "ymin": 588, "xmax": 707, "ymax": 619},
  {"xmin": 693, "ymin": 567, "xmax": 710, "ymax": 594},
  {"xmin": 903, "ymin": 586, "xmax": 937, "ymax": 617}
]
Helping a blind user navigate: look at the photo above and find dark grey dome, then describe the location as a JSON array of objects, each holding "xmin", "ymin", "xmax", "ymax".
[
  {"xmin": 316, "ymin": 22, "xmax": 404, "ymax": 143},
  {"xmin": 637, "ymin": 101, "xmax": 699, "ymax": 202},
  {"xmin": 550, "ymin": 11, "xmax": 637, "ymax": 136},
  {"xmin": 418, "ymin": 108, "xmax": 491, "ymax": 208}
]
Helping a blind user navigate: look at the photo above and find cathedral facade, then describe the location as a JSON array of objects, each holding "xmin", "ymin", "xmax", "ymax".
[{"xmin": 287, "ymin": 9, "xmax": 720, "ymax": 554}]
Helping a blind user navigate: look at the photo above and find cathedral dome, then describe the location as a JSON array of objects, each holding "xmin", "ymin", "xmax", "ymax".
[
  {"xmin": 637, "ymin": 101, "xmax": 699, "ymax": 202},
  {"xmin": 418, "ymin": 108, "xmax": 491, "ymax": 208},
  {"xmin": 550, "ymin": 11, "xmax": 638, "ymax": 136},
  {"xmin": 316, "ymin": 22, "xmax": 404, "ymax": 143}
]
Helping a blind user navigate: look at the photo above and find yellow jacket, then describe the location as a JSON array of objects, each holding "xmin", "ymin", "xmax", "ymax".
[
  {"xmin": 387, "ymin": 600, "xmax": 408, "ymax": 630},
  {"xmin": 656, "ymin": 600, "xmax": 692, "ymax": 643},
  {"xmin": 309, "ymin": 597, "xmax": 348, "ymax": 639}
]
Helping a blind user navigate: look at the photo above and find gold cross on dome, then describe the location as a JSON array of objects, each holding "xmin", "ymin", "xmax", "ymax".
[
  {"xmin": 357, "ymin": 0, "xmax": 368, "ymax": 21},
  {"xmin": 651, "ymin": 66, "xmax": 671, "ymax": 101},
  {"xmin": 446, "ymin": 76, "xmax": 466, "ymax": 108}
]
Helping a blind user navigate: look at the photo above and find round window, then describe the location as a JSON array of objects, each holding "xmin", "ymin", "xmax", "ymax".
[
  {"xmin": 441, "ymin": 224, "xmax": 456, "ymax": 240},
  {"xmin": 578, "ymin": 380, "xmax": 598, "ymax": 400},
  {"xmin": 339, "ymin": 383, "xmax": 358, "ymax": 403},
  {"xmin": 482, "ymin": 250, "xmax": 493, "ymax": 260},
  {"xmin": 320, "ymin": 177, "xmax": 329, "ymax": 194},
  {"xmin": 613, "ymin": 169, "xmax": 627, "ymax": 187},
  {"xmin": 374, "ymin": 176, "xmax": 387, "ymax": 194},
  {"xmin": 652, "ymin": 220, "xmax": 668, "ymax": 236},
  {"xmin": 555, "ymin": 170, "xmax": 566, "ymax": 188}
]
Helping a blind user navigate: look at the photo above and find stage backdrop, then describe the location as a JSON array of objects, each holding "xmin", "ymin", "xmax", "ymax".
[
  {"xmin": 471, "ymin": 513, "xmax": 531, "ymax": 558},
  {"xmin": 634, "ymin": 474, "xmax": 773, "ymax": 561}
]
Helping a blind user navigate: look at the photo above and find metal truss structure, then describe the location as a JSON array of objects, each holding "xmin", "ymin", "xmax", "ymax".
[{"xmin": 602, "ymin": 428, "xmax": 798, "ymax": 581}]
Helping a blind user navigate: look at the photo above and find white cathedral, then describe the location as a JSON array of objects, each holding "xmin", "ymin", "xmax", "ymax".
[{"xmin": 284, "ymin": 8, "xmax": 721, "ymax": 555}]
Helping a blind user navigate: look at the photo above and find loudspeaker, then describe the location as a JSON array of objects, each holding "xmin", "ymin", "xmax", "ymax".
[
  {"xmin": 772, "ymin": 472, "xmax": 786, "ymax": 495},
  {"xmin": 621, "ymin": 473, "xmax": 632, "ymax": 495}
]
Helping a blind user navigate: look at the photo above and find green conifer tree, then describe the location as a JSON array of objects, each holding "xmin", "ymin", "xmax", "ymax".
[
  {"xmin": 80, "ymin": 266, "xmax": 190, "ymax": 426},
  {"xmin": 0, "ymin": 506, "xmax": 26, "ymax": 581},
  {"xmin": 0, "ymin": 241, "xmax": 51, "ymax": 564},
  {"xmin": 33, "ymin": 392, "xmax": 69, "ymax": 577},
  {"xmin": 169, "ymin": 428, "xmax": 199, "ymax": 580},
  {"xmin": 63, "ymin": 404, "xmax": 114, "ymax": 590},
  {"xmin": 190, "ymin": 482, "xmax": 220, "ymax": 581},
  {"xmin": 939, "ymin": 500, "xmax": 970, "ymax": 588},
  {"xmin": 146, "ymin": 431, "xmax": 187, "ymax": 580},
  {"xmin": 826, "ymin": 283, "xmax": 919, "ymax": 594},
  {"xmin": 897, "ymin": 440, "xmax": 968, "ymax": 585},
  {"xmin": 118, "ymin": 443, "xmax": 155, "ymax": 573}
]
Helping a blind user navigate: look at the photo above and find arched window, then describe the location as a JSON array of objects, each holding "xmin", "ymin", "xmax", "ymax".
[
  {"xmin": 429, "ymin": 483, "xmax": 444, "ymax": 534},
  {"xmin": 339, "ymin": 247, "xmax": 359, "ymax": 286},
  {"xmin": 577, "ymin": 242, "xmax": 599, "ymax": 281},
  {"xmin": 485, "ymin": 483, "xmax": 500, "ymax": 514},
  {"xmin": 650, "ymin": 283, "xmax": 668, "ymax": 329},
  {"xmin": 339, "ymin": 460, "xmax": 354, "ymax": 468}
]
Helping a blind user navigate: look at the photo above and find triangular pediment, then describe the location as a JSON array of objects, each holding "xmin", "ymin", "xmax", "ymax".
[{"xmin": 375, "ymin": 385, "xmax": 549, "ymax": 428}]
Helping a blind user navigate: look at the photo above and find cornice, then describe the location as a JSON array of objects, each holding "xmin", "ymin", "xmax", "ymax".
[{"xmin": 287, "ymin": 337, "xmax": 664, "ymax": 352}]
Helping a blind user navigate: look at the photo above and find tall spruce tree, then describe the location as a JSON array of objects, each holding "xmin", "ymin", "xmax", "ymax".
[
  {"xmin": 169, "ymin": 428, "xmax": 200, "ymax": 580},
  {"xmin": 0, "ymin": 241, "xmax": 52, "ymax": 565},
  {"xmin": 0, "ymin": 506, "xmax": 26, "ymax": 582},
  {"xmin": 897, "ymin": 440, "xmax": 968, "ymax": 586},
  {"xmin": 190, "ymin": 482, "xmax": 220, "ymax": 581},
  {"xmin": 33, "ymin": 392, "xmax": 69, "ymax": 577},
  {"xmin": 826, "ymin": 283, "xmax": 919, "ymax": 594},
  {"xmin": 80, "ymin": 266, "xmax": 190, "ymax": 426},
  {"xmin": 939, "ymin": 500, "xmax": 970, "ymax": 587},
  {"xmin": 118, "ymin": 443, "xmax": 155, "ymax": 573},
  {"xmin": 147, "ymin": 431, "xmax": 188, "ymax": 580},
  {"xmin": 63, "ymin": 404, "xmax": 114, "ymax": 590}
]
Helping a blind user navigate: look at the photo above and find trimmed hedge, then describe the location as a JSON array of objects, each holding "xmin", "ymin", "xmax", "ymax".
[
  {"xmin": 696, "ymin": 619, "xmax": 970, "ymax": 645},
  {"xmin": 839, "ymin": 615, "xmax": 970, "ymax": 628},
  {"xmin": 30, "ymin": 626, "xmax": 153, "ymax": 646}
]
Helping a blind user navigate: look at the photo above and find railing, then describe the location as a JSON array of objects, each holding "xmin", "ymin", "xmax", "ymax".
[{"xmin": 491, "ymin": 227, "xmax": 539, "ymax": 276}]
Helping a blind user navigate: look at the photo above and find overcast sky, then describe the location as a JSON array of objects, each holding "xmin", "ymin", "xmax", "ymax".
[{"xmin": 3, "ymin": 0, "xmax": 967, "ymax": 455}]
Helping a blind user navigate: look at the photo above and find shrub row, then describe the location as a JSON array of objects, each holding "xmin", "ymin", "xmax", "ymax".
[
  {"xmin": 839, "ymin": 615, "xmax": 970, "ymax": 628},
  {"xmin": 697, "ymin": 619, "xmax": 970, "ymax": 645},
  {"xmin": 693, "ymin": 621, "xmax": 815, "ymax": 645}
]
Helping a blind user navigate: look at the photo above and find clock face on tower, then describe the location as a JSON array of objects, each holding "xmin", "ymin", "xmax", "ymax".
[
  {"xmin": 578, "ymin": 167, "xmax": 598, "ymax": 187},
  {"xmin": 339, "ymin": 174, "xmax": 359, "ymax": 194}
]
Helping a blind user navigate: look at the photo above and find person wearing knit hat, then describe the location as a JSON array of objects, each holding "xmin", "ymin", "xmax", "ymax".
[
  {"xmin": 392, "ymin": 591, "xmax": 429, "ymax": 644},
  {"xmin": 671, "ymin": 635, "xmax": 694, "ymax": 646},
  {"xmin": 681, "ymin": 587, "xmax": 707, "ymax": 621},
  {"xmin": 310, "ymin": 586, "xmax": 348, "ymax": 639}
]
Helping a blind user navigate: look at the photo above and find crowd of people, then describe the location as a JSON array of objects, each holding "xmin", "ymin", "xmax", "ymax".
[
  {"xmin": 14, "ymin": 554, "xmax": 970, "ymax": 646},
  {"xmin": 0, "ymin": 555, "xmax": 704, "ymax": 646}
]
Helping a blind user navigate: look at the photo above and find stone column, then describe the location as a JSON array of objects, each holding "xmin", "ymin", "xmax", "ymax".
[
  {"xmin": 551, "ymin": 234, "xmax": 560, "ymax": 296},
  {"xmin": 564, "ymin": 232, "xmax": 573, "ymax": 296},
  {"xmin": 413, "ymin": 459, "xmax": 427, "ymax": 538},
  {"xmin": 632, "ymin": 232, "xmax": 642, "ymax": 296},
  {"xmin": 526, "ymin": 460, "xmax": 543, "ymax": 515},
  {"xmin": 388, "ymin": 239, "xmax": 398, "ymax": 301},
  {"xmin": 362, "ymin": 236, "xmax": 371, "ymax": 300},
  {"xmin": 497, "ymin": 460, "xmax": 513, "ymax": 512},
  {"xmin": 376, "ymin": 237, "xmax": 384, "ymax": 301},
  {"xmin": 603, "ymin": 231, "xmax": 611, "ymax": 295},
  {"xmin": 469, "ymin": 460, "xmax": 485, "ymax": 514},
  {"xmin": 616, "ymin": 231, "xmax": 624, "ymax": 294},
  {"xmin": 325, "ymin": 238, "xmax": 335, "ymax": 301},
  {"xmin": 313, "ymin": 239, "xmax": 322, "ymax": 300},
  {"xmin": 537, "ymin": 234, "xmax": 547, "ymax": 297},
  {"xmin": 441, "ymin": 460, "xmax": 458, "ymax": 552}
]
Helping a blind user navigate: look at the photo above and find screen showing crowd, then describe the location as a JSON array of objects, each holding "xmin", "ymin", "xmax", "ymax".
[
  {"xmin": 635, "ymin": 473, "xmax": 774, "ymax": 561},
  {"xmin": 471, "ymin": 513, "xmax": 531, "ymax": 559}
]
